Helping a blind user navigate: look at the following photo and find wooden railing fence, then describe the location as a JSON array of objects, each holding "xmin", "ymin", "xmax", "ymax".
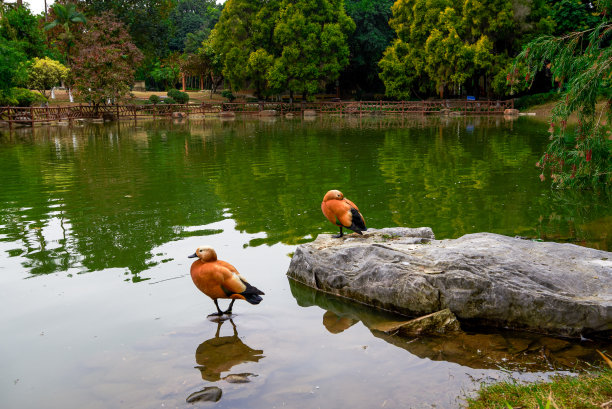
[{"xmin": 0, "ymin": 99, "xmax": 514, "ymax": 128}]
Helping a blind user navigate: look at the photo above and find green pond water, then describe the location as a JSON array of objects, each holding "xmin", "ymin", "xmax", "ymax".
[{"xmin": 0, "ymin": 116, "xmax": 610, "ymax": 409}]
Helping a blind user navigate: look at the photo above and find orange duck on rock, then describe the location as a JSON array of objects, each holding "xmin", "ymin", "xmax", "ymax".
[
  {"xmin": 321, "ymin": 189, "xmax": 367, "ymax": 238},
  {"xmin": 189, "ymin": 246, "xmax": 264, "ymax": 316}
]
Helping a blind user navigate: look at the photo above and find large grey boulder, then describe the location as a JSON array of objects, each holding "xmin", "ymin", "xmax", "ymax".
[{"xmin": 286, "ymin": 228, "xmax": 612, "ymax": 337}]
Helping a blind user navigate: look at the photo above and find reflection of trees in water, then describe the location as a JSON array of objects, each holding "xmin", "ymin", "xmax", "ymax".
[
  {"xmin": 289, "ymin": 278, "xmax": 606, "ymax": 371},
  {"xmin": 0, "ymin": 118, "xmax": 609, "ymax": 277},
  {"xmin": 186, "ymin": 318, "xmax": 263, "ymax": 404}
]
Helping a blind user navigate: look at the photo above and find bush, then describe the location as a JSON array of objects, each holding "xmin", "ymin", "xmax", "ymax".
[
  {"xmin": 163, "ymin": 97, "xmax": 176, "ymax": 104},
  {"xmin": 221, "ymin": 90, "xmax": 236, "ymax": 102},
  {"xmin": 167, "ymin": 89, "xmax": 189, "ymax": 104},
  {"xmin": 11, "ymin": 88, "xmax": 47, "ymax": 106},
  {"xmin": 149, "ymin": 94, "xmax": 161, "ymax": 105}
]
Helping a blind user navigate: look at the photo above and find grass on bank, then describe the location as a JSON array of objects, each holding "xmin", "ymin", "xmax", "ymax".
[{"xmin": 465, "ymin": 367, "xmax": 612, "ymax": 409}]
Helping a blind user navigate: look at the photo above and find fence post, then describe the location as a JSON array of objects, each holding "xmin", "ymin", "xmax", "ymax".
[{"xmin": 30, "ymin": 107, "xmax": 34, "ymax": 127}]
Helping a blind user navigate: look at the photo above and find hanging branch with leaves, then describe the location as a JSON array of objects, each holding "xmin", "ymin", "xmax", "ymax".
[{"xmin": 514, "ymin": 0, "xmax": 611, "ymax": 189}]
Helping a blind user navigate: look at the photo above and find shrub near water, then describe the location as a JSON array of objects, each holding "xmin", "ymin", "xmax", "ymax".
[
  {"xmin": 167, "ymin": 89, "xmax": 189, "ymax": 104},
  {"xmin": 10, "ymin": 88, "xmax": 47, "ymax": 106}
]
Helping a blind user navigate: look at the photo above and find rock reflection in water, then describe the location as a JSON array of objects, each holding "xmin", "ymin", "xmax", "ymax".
[
  {"xmin": 289, "ymin": 278, "xmax": 607, "ymax": 371},
  {"xmin": 194, "ymin": 318, "xmax": 264, "ymax": 382}
]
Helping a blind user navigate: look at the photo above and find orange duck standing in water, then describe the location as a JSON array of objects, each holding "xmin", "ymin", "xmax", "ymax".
[
  {"xmin": 189, "ymin": 246, "xmax": 264, "ymax": 316},
  {"xmin": 321, "ymin": 189, "xmax": 367, "ymax": 238}
]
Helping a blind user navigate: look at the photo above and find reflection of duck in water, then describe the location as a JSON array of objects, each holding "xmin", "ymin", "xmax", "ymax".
[
  {"xmin": 189, "ymin": 245, "xmax": 265, "ymax": 316},
  {"xmin": 194, "ymin": 319, "xmax": 264, "ymax": 382},
  {"xmin": 323, "ymin": 311, "xmax": 358, "ymax": 334}
]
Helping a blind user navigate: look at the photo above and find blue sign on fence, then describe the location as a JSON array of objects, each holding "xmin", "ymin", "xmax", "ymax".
[{"xmin": 467, "ymin": 96, "xmax": 475, "ymax": 101}]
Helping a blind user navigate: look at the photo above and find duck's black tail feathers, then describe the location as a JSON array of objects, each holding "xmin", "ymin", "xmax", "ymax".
[
  {"xmin": 349, "ymin": 207, "xmax": 367, "ymax": 234},
  {"xmin": 241, "ymin": 280, "xmax": 265, "ymax": 305}
]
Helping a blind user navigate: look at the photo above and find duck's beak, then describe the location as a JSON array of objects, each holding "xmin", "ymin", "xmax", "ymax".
[{"xmin": 188, "ymin": 253, "xmax": 197, "ymax": 258}]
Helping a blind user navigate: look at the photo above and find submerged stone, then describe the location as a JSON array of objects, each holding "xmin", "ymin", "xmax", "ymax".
[
  {"xmin": 286, "ymin": 228, "xmax": 612, "ymax": 337},
  {"xmin": 186, "ymin": 386, "xmax": 222, "ymax": 403}
]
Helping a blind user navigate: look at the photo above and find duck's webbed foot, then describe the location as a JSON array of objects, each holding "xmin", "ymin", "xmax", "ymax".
[{"xmin": 332, "ymin": 226, "xmax": 344, "ymax": 238}]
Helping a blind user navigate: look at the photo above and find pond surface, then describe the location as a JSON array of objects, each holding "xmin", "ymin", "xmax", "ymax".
[{"xmin": 0, "ymin": 116, "xmax": 610, "ymax": 409}]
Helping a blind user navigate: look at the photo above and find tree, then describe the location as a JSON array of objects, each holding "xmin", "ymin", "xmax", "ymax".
[
  {"xmin": 516, "ymin": 0, "xmax": 611, "ymax": 189},
  {"xmin": 269, "ymin": 0, "xmax": 355, "ymax": 99},
  {"xmin": 71, "ymin": 12, "xmax": 143, "ymax": 109},
  {"xmin": 342, "ymin": 0, "xmax": 395, "ymax": 95},
  {"xmin": 27, "ymin": 57, "xmax": 69, "ymax": 98},
  {"xmin": 44, "ymin": 2, "xmax": 87, "ymax": 66},
  {"xmin": 550, "ymin": 0, "xmax": 601, "ymax": 34},
  {"xmin": 0, "ymin": 38, "xmax": 28, "ymax": 104},
  {"xmin": 379, "ymin": 0, "xmax": 555, "ymax": 99},
  {"xmin": 246, "ymin": 48, "xmax": 274, "ymax": 99},
  {"xmin": 208, "ymin": 0, "xmax": 269, "ymax": 91},
  {"xmin": 198, "ymin": 39, "xmax": 224, "ymax": 94},
  {"xmin": 168, "ymin": 0, "xmax": 221, "ymax": 52},
  {"xmin": 150, "ymin": 56, "xmax": 181, "ymax": 90},
  {"xmin": 0, "ymin": 6, "xmax": 47, "ymax": 59},
  {"xmin": 81, "ymin": 0, "xmax": 174, "ymax": 59}
]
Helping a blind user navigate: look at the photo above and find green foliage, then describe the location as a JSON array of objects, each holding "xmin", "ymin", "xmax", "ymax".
[
  {"xmin": 163, "ymin": 96, "xmax": 176, "ymax": 104},
  {"xmin": 149, "ymin": 94, "xmax": 161, "ymax": 104},
  {"xmin": 551, "ymin": 0, "xmax": 601, "ymax": 35},
  {"xmin": 342, "ymin": 0, "xmax": 395, "ymax": 93},
  {"xmin": 221, "ymin": 90, "xmax": 235, "ymax": 102},
  {"xmin": 167, "ymin": 88, "xmax": 189, "ymax": 104},
  {"xmin": 150, "ymin": 58, "xmax": 181, "ymax": 90},
  {"xmin": 168, "ymin": 0, "xmax": 220, "ymax": 52},
  {"xmin": 9, "ymin": 87, "xmax": 47, "ymax": 107},
  {"xmin": 0, "ymin": 36, "xmax": 28, "ymax": 92},
  {"xmin": 516, "ymin": 0, "xmax": 611, "ymax": 189},
  {"xmin": 27, "ymin": 57, "xmax": 69, "ymax": 98},
  {"xmin": 210, "ymin": 0, "xmax": 354, "ymax": 98},
  {"xmin": 379, "ymin": 0, "xmax": 556, "ymax": 99},
  {"xmin": 0, "ymin": 6, "xmax": 47, "ymax": 59},
  {"xmin": 270, "ymin": 0, "xmax": 355, "ymax": 97},
  {"xmin": 246, "ymin": 48, "xmax": 274, "ymax": 98}
]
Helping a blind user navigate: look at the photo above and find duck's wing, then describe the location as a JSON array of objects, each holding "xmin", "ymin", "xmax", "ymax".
[
  {"xmin": 343, "ymin": 198, "xmax": 360, "ymax": 212},
  {"xmin": 344, "ymin": 198, "xmax": 366, "ymax": 231},
  {"xmin": 321, "ymin": 201, "xmax": 338, "ymax": 224}
]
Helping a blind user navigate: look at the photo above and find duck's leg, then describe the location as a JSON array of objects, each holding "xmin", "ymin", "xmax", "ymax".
[
  {"xmin": 223, "ymin": 299, "xmax": 235, "ymax": 315},
  {"xmin": 208, "ymin": 299, "xmax": 224, "ymax": 316},
  {"xmin": 332, "ymin": 225, "xmax": 344, "ymax": 238}
]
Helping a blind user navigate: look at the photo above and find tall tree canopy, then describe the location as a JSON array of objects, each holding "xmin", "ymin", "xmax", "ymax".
[
  {"xmin": 168, "ymin": 0, "xmax": 221, "ymax": 52},
  {"xmin": 44, "ymin": 2, "xmax": 87, "ymax": 66},
  {"xmin": 341, "ymin": 0, "xmax": 395, "ymax": 95},
  {"xmin": 209, "ymin": 0, "xmax": 354, "ymax": 99},
  {"xmin": 71, "ymin": 11, "xmax": 143, "ymax": 107},
  {"xmin": 81, "ymin": 0, "xmax": 173, "ymax": 59},
  {"xmin": 0, "ymin": 6, "xmax": 46, "ymax": 59},
  {"xmin": 378, "ymin": 0, "xmax": 556, "ymax": 99}
]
